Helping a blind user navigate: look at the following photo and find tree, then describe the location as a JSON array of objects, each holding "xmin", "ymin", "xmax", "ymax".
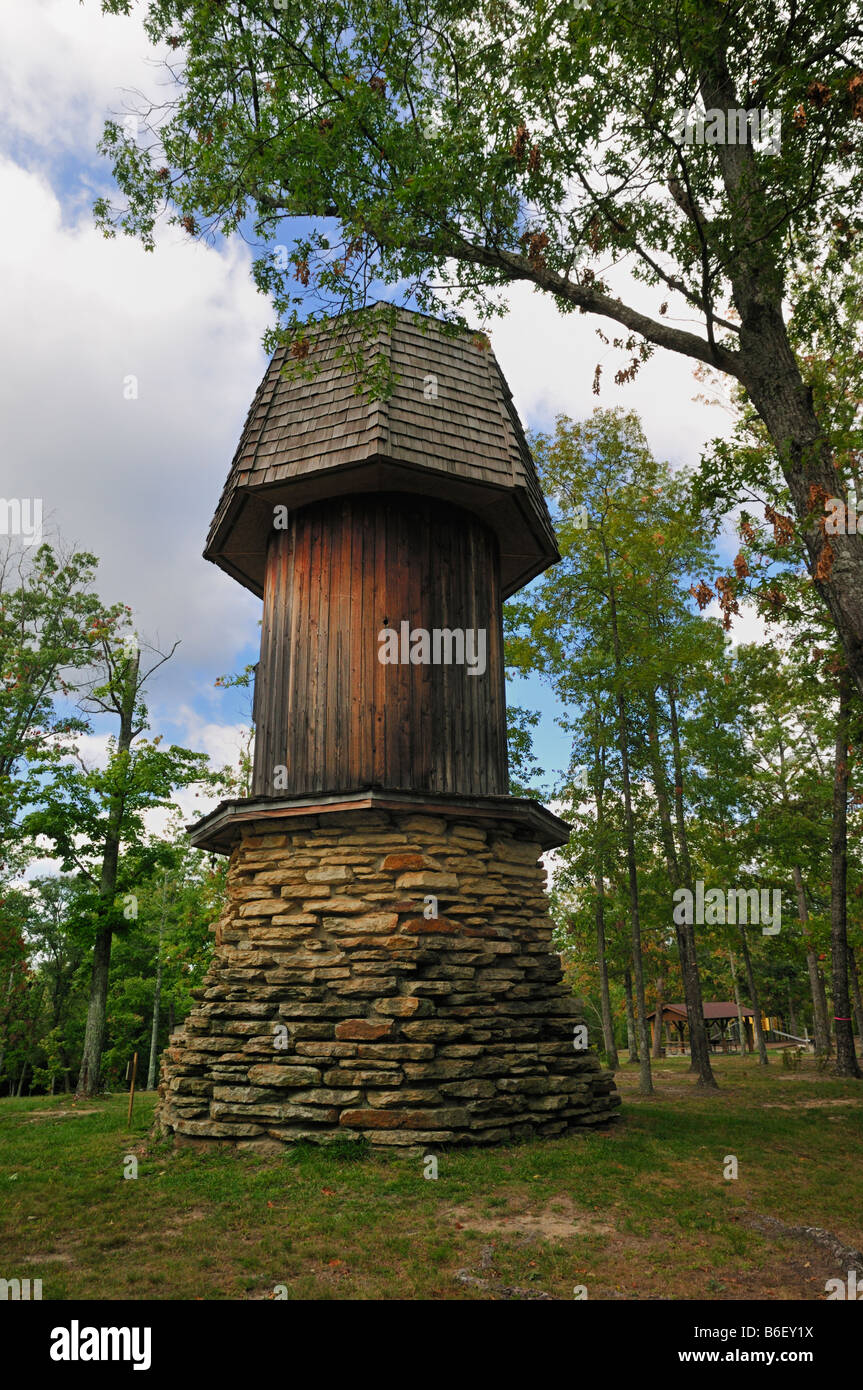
[
  {"xmin": 97, "ymin": 0, "xmax": 863, "ymax": 695},
  {"xmin": 24, "ymin": 630, "xmax": 217, "ymax": 1096},
  {"xmin": 829, "ymin": 665, "xmax": 862, "ymax": 1076},
  {"xmin": 507, "ymin": 408, "xmax": 731, "ymax": 1090},
  {"xmin": 0, "ymin": 887, "xmax": 33, "ymax": 1093},
  {"xmin": 0, "ymin": 541, "xmax": 118, "ymax": 866}
]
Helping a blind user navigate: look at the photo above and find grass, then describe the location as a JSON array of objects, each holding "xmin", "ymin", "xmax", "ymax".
[{"xmin": 0, "ymin": 1054, "xmax": 860, "ymax": 1301}]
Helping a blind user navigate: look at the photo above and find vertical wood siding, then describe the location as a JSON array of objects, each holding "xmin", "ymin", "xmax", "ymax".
[{"xmin": 252, "ymin": 493, "xmax": 508, "ymax": 797}]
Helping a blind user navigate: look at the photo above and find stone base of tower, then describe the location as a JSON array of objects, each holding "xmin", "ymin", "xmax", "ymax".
[{"xmin": 154, "ymin": 802, "xmax": 620, "ymax": 1151}]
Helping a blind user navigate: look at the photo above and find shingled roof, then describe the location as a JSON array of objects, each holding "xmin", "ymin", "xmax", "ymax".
[{"xmin": 205, "ymin": 305, "xmax": 559, "ymax": 599}]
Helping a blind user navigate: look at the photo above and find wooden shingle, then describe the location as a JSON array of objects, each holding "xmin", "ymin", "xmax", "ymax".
[{"xmin": 205, "ymin": 305, "xmax": 559, "ymax": 598}]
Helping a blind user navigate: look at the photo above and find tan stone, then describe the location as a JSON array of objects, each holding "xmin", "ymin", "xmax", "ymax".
[
  {"xmin": 247, "ymin": 1065, "xmax": 321, "ymax": 1086},
  {"xmin": 155, "ymin": 806, "xmax": 619, "ymax": 1151},
  {"xmin": 305, "ymin": 865, "xmax": 353, "ymax": 883},
  {"xmin": 327, "ymin": 913, "xmax": 400, "ymax": 934},
  {"xmin": 334, "ymin": 1019, "xmax": 394, "ymax": 1040},
  {"xmin": 371, "ymin": 996, "xmax": 430, "ymax": 1018},
  {"xmin": 356, "ymin": 1043, "xmax": 435, "ymax": 1060},
  {"xmin": 295, "ymin": 1042, "xmax": 357, "ymax": 1057},
  {"xmin": 323, "ymin": 1069, "xmax": 402, "ymax": 1087},
  {"xmin": 267, "ymin": 914, "xmax": 321, "ymax": 928},
  {"xmin": 238, "ymin": 899, "xmax": 284, "ymax": 917},
  {"xmin": 399, "ymin": 816, "xmax": 447, "ymax": 835},
  {"xmin": 340, "ymin": 1107, "xmax": 469, "ymax": 1130},
  {"xmin": 314, "ymin": 897, "xmax": 369, "ymax": 914},
  {"xmin": 176, "ymin": 1118, "xmax": 264, "ymax": 1137},
  {"xmin": 335, "ymin": 977, "xmax": 398, "ymax": 996},
  {"xmin": 365, "ymin": 1089, "xmax": 442, "ymax": 1107},
  {"xmin": 395, "ymin": 871, "xmax": 459, "ymax": 891},
  {"xmin": 381, "ymin": 853, "xmax": 438, "ymax": 872}
]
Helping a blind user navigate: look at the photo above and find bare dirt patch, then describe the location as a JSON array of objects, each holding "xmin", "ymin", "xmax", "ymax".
[{"xmin": 444, "ymin": 1194, "xmax": 614, "ymax": 1241}]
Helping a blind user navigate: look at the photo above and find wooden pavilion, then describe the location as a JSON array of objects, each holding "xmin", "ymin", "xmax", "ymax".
[{"xmin": 646, "ymin": 1002, "xmax": 764, "ymax": 1055}]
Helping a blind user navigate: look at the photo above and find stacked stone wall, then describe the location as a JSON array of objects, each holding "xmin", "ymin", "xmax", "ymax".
[{"xmin": 155, "ymin": 809, "xmax": 620, "ymax": 1150}]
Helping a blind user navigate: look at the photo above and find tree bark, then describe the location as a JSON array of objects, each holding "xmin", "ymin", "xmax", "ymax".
[
  {"xmin": 738, "ymin": 926, "xmax": 769, "ymax": 1066},
  {"xmin": 652, "ymin": 975, "xmax": 664, "ymax": 1058},
  {"xmin": 650, "ymin": 685, "xmax": 717, "ymax": 1087},
  {"xmin": 696, "ymin": 48, "xmax": 863, "ymax": 704},
  {"xmin": 623, "ymin": 966, "xmax": 639, "ymax": 1063},
  {"xmin": 728, "ymin": 949, "xmax": 747, "ymax": 1053},
  {"xmin": 592, "ymin": 747, "xmax": 619, "ymax": 1069},
  {"xmin": 848, "ymin": 948, "xmax": 863, "ymax": 1044},
  {"xmin": 604, "ymin": 555, "xmax": 652, "ymax": 1094},
  {"xmin": 76, "ymin": 652, "xmax": 139, "ymax": 1098},
  {"xmin": 829, "ymin": 668, "xmax": 861, "ymax": 1078},
  {"xmin": 793, "ymin": 865, "xmax": 831, "ymax": 1055}
]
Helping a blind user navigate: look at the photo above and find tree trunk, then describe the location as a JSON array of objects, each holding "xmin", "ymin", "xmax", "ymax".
[
  {"xmin": 829, "ymin": 668, "xmax": 861, "ymax": 1078},
  {"xmin": 592, "ymin": 736, "xmax": 618, "ymax": 1069},
  {"xmin": 623, "ymin": 967, "xmax": 639, "ymax": 1063},
  {"xmin": 650, "ymin": 686, "xmax": 717, "ymax": 1088},
  {"xmin": 728, "ymin": 949, "xmax": 746, "ymax": 1053},
  {"xmin": 738, "ymin": 927, "xmax": 769, "ymax": 1066},
  {"xmin": 76, "ymin": 652, "xmax": 139, "ymax": 1098},
  {"xmin": 697, "ymin": 49, "xmax": 863, "ymax": 703},
  {"xmin": 604, "ymin": 556, "xmax": 651, "ymax": 1095},
  {"xmin": 652, "ymin": 975, "xmax": 664, "ymax": 1057},
  {"xmin": 848, "ymin": 948, "xmax": 863, "ymax": 1043},
  {"xmin": 793, "ymin": 865, "xmax": 831, "ymax": 1055},
  {"xmin": 76, "ymin": 926, "xmax": 114, "ymax": 1096}
]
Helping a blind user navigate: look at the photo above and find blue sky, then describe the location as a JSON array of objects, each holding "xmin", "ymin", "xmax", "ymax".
[{"xmin": 1, "ymin": 1, "xmax": 758, "ymax": 843}]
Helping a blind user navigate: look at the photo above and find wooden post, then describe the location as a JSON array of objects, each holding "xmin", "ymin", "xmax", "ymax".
[{"xmin": 127, "ymin": 1051, "xmax": 138, "ymax": 1127}]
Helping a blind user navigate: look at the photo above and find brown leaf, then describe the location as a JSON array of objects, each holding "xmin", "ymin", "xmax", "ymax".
[
  {"xmin": 508, "ymin": 123, "xmax": 529, "ymax": 162},
  {"xmin": 815, "ymin": 541, "xmax": 834, "ymax": 581}
]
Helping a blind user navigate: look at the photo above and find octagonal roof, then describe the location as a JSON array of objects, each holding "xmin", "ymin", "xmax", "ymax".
[{"xmin": 205, "ymin": 305, "xmax": 559, "ymax": 599}]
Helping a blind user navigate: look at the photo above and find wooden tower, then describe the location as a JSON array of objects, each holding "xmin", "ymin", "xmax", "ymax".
[{"xmin": 155, "ymin": 307, "xmax": 619, "ymax": 1150}]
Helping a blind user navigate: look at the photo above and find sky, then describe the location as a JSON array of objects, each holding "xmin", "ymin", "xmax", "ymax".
[{"xmin": 0, "ymin": 0, "xmax": 766, "ymax": 844}]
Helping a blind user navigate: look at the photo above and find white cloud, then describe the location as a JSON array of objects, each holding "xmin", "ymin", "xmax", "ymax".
[
  {"xmin": 715, "ymin": 599, "xmax": 774, "ymax": 650},
  {"xmin": 174, "ymin": 707, "xmax": 253, "ymax": 772},
  {"xmin": 486, "ymin": 278, "xmax": 736, "ymax": 471},
  {"xmin": 0, "ymin": 151, "xmax": 270, "ymax": 709},
  {"xmin": 0, "ymin": 0, "xmax": 168, "ymax": 156}
]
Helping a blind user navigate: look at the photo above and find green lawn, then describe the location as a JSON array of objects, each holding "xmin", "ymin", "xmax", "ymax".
[{"xmin": 1, "ymin": 1055, "xmax": 860, "ymax": 1300}]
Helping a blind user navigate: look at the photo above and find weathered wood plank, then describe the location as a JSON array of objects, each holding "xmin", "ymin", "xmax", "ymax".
[{"xmin": 253, "ymin": 494, "xmax": 507, "ymax": 798}]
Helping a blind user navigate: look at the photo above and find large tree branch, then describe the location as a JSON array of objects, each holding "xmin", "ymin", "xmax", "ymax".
[{"xmin": 404, "ymin": 228, "xmax": 743, "ymax": 377}]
